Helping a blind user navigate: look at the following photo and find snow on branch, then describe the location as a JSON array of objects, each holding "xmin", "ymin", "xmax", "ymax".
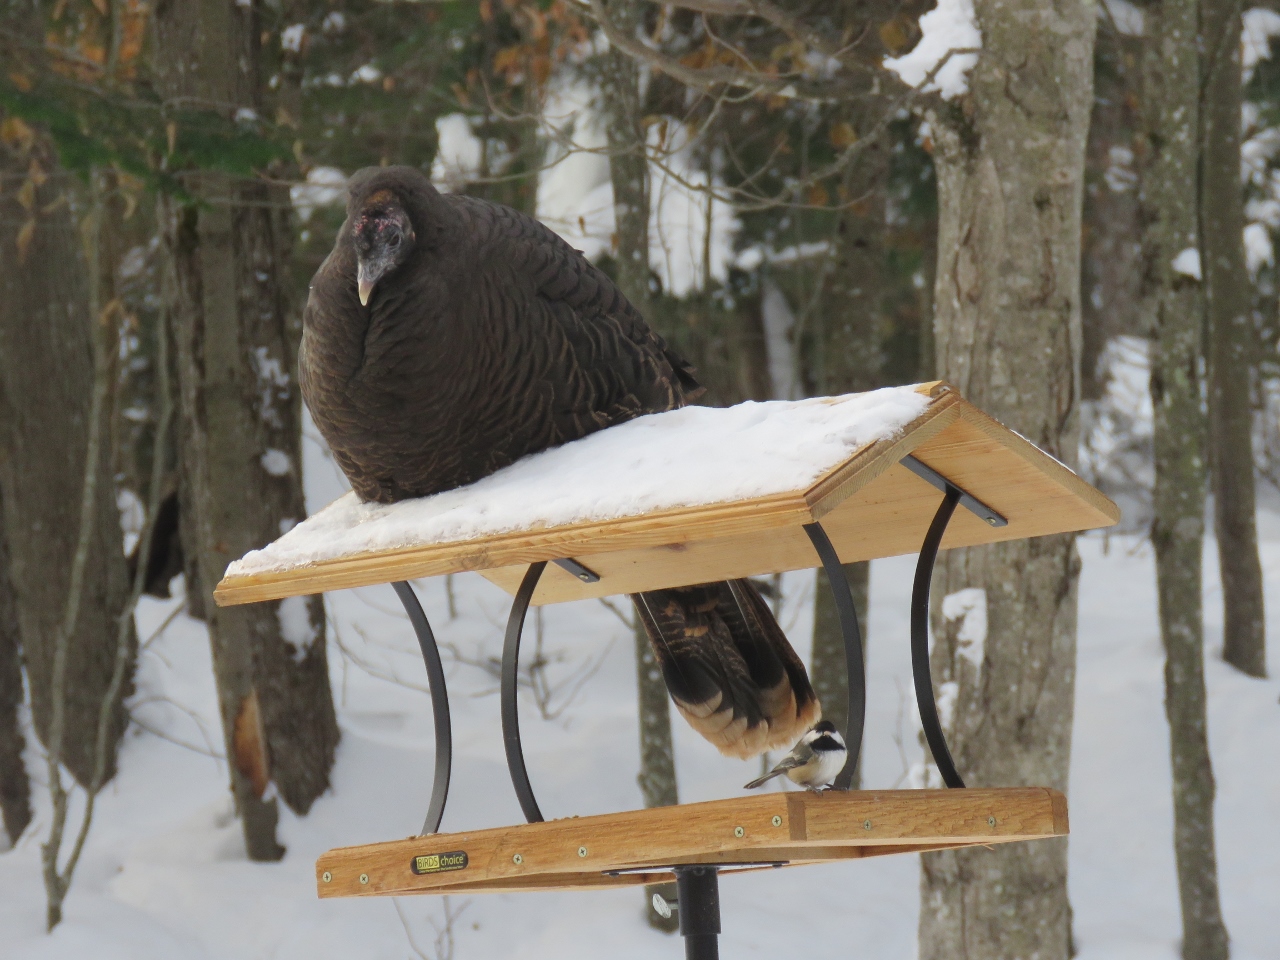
[{"xmin": 883, "ymin": 0, "xmax": 982, "ymax": 99}]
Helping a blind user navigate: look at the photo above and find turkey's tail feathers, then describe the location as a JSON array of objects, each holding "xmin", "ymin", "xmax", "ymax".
[{"xmin": 632, "ymin": 579, "xmax": 820, "ymax": 759}]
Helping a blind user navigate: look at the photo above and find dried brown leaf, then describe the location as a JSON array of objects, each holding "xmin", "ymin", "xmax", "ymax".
[
  {"xmin": 16, "ymin": 178, "xmax": 36, "ymax": 212},
  {"xmin": 15, "ymin": 219, "xmax": 35, "ymax": 263},
  {"xmin": 829, "ymin": 121, "xmax": 857, "ymax": 150},
  {"xmin": 0, "ymin": 116, "xmax": 35, "ymax": 150}
]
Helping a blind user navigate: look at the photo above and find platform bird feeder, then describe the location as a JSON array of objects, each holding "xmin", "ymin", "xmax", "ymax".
[{"xmin": 215, "ymin": 381, "xmax": 1116, "ymax": 958}]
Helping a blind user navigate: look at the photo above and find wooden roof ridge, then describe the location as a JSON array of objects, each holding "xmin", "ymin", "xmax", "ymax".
[{"xmin": 214, "ymin": 381, "xmax": 1119, "ymax": 607}]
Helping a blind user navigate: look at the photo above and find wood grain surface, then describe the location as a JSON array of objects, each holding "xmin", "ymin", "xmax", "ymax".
[{"xmin": 315, "ymin": 787, "xmax": 1067, "ymax": 898}]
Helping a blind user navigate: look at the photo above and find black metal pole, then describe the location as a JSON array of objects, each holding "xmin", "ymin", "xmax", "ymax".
[
  {"xmin": 675, "ymin": 866, "xmax": 721, "ymax": 960},
  {"xmin": 910, "ymin": 486, "xmax": 966, "ymax": 788},
  {"xmin": 802, "ymin": 521, "xmax": 865, "ymax": 790},
  {"xmin": 501, "ymin": 562, "xmax": 547, "ymax": 823},
  {"xmin": 391, "ymin": 581, "xmax": 453, "ymax": 834}
]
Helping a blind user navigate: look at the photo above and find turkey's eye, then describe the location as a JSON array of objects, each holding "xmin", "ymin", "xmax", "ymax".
[{"xmin": 388, "ymin": 234, "xmax": 401, "ymax": 248}]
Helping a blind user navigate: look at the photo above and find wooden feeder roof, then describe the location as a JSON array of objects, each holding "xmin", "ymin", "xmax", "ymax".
[
  {"xmin": 316, "ymin": 788, "xmax": 1068, "ymax": 898},
  {"xmin": 214, "ymin": 381, "xmax": 1118, "ymax": 607}
]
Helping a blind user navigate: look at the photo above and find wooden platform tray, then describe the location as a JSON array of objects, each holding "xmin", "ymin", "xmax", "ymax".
[
  {"xmin": 315, "ymin": 788, "xmax": 1067, "ymax": 898},
  {"xmin": 216, "ymin": 383, "xmax": 1118, "ymax": 607}
]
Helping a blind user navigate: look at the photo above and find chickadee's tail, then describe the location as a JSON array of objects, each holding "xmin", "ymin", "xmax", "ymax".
[
  {"xmin": 632, "ymin": 578, "xmax": 820, "ymax": 760},
  {"xmin": 743, "ymin": 768, "xmax": 787, "ymax": 790}
]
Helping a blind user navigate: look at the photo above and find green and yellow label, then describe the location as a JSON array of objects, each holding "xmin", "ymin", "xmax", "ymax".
[{"xmin": 411, "ymin": 850, "xmax": 468, "ymax": 875}]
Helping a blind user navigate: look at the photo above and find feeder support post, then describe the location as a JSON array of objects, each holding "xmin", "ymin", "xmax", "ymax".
[{"xmin": 675, "ymin": 865, "xmax": 721, "ymax": 960}]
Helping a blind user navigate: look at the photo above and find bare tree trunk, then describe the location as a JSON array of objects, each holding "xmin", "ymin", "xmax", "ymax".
[
  {"xmin": 920, "ymin": 1, "xmax": 1093, "ymax": 956},
  {"xmin": 633, "ymin": 616, "xmax": 679, "ymax": 924},
  {"xmin": 602, "ymin": 48, "xmax": 652, "ymax": 305},
  {"xmin": 1082, "ymin": 22, "xmax": 1144, "ymax": 401},
  {"xmin": 0, "ymin": 133, "xmax": 135, "ymax": 791},
  {"xmin": 1202, "ymin": 0, "xmax": 1267, "ymax": 679},
  {"xmin": 598, "ymin": 13, "xmax": 679, "ymax": 931},
  {"xmin": 154, "ymin": 0, "xmax": 338, "ymax": 860},
  {"xmin": 811, "ymin": 561, "xmax": 867, "ymax": 779},
  {"xmin": 633, "ymin": 618, "xmax": 678, "ymax": 809},
  {"xmin": 807, "ymin": 104, "xmax": 893, "ymax": 784},
  {"xmin": 1140, "ymin": 2, "xmax": 1232, "ymax": 956},
  {"xmin": 0, "ymin": 485, "xmax": 31, "ymax": 849}
]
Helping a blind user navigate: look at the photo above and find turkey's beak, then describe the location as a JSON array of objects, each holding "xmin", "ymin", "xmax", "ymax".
[{"xmin": 356, "ymin": 260, "xmax": 378, "ymax": 306}]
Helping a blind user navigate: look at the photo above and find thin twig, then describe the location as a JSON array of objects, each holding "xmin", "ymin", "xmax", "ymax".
[
  {"xmin": 41, "ymin": 171, "xmax": 117, "ymax": 929},
  {"xmin": 57, "ymin": 186, "xmax": 178, "ymax": 912},
  {"xmin": 138, "ymin": 601, "xmax": 185, "ymax": 653},
  {"xmin": 128, "ymin": 718, "xmax": 225, "ymax": 760}
]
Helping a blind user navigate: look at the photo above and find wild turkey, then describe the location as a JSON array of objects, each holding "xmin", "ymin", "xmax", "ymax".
[{"xmin": 299, "ymin": 166, "xmax": 819, "ymax": 758}]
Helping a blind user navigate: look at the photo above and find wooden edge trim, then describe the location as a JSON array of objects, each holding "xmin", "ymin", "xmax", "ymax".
[
  {"xmin": 786, "ymin": 792, "xmax": 808, "ymax": 842},
  {"xmin": 953, "ymin": 400, "xmax": 1121, "ymax": 526},
  {"xmin": 316, "ymin": 837, "xmax": 1058, "ymax": 899},
  {"xmin": 916, "ymin": 381, "xmax": 950, "ymax": 397},
  {"xmin": 803, "ymin": 390, "xmax": 962, "ymax": 520},
  {"xmin": 1048, "ymin": 788, "xmax": 1070, "ymax": 834},
  {"xmin": 319, "ymin": 870, "xmax": 664, "ymax": 899},
  {"xmin": 214, "ymin": 490, "xmax": 810, "ymax": 606}
]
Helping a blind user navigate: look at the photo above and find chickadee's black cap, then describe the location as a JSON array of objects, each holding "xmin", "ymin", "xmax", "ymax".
[{"xmin": 812, "ymin": 720, "xmax": 838, "ymax": 734}]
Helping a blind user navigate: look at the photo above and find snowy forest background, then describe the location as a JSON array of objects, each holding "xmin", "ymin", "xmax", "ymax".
[{"xmin": 0, "ymin": 0, "xmax": 1278, "ymax": 958}]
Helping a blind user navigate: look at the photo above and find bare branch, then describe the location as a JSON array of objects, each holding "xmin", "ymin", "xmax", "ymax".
[
  {"xmin": 637, "ymin": 46, "xmax": 978, "ymax": 212},
  {"xmin": 582, "ymin": 0, "xmax": 850, "ymax": 101},
  {"xmin": 41, "ymin": 171, "xmax": 117, "ymax": 930},
  {"xmin": 623, "ymin": 0, "xmax": 844, "ymax": 60},
  {"xmin": 59, "ymin": 172, "xmax": 180, "ymax": 904}
]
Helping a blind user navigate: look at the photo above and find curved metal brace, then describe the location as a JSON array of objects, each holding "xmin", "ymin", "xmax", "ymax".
[
  {"xmin": 802, "ymin": 522, "xmax": 865, "ymax": 791},
  {"xmin": 502, "ymin": 562, "xmax": 547, "ymax": 824},
  {"xmin": 391, "ymin": 581, "xmax": 453, "ymax": 834},
  {"xmin": 910, "ymin": 487, "xmax": 966, "ymax": 788}
]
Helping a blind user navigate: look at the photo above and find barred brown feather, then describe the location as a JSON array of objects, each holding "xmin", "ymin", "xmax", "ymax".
[{"xmin": 632, "ymin": 580, "xmax": 820, "ymax": 759}]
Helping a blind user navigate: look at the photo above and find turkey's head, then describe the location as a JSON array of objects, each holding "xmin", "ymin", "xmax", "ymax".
[{"xmin": 352, "ymin": 188, "xmax": 417, "ymax": 305}]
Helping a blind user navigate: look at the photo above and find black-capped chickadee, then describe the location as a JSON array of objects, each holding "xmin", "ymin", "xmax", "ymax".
[{"xmin": 743, "ymin": 720, "xmax": 847, "ymax": 792}]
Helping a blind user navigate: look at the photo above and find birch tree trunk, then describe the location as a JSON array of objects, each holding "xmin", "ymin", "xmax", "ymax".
[
  {"xmin": 1201, "ymin": 0, "xmax": 1267, "ymax": 679},
  {"xmin": 920, "ymin": 1, "xmax": 1093, "ymax": 956},
  {"xmin": 0, "ymin": 136, "xmax": 136, "ymax": 792},
  {"xmin": 154, "ymin": 0, "xmax": 338, "ymax": 860},
  {"xmin": 1140, "ymin": 1, "xmax": 1232, "ymax": 954},
  {"xmin": 598, "ymin": 12, "xmax": 680, "ymax": 931}
]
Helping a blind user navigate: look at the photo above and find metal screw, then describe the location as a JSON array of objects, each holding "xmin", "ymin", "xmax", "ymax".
[
  {"xmin": 988, "ymin": 816, "xmax": 997, "ymax": 827},
  {"xmin": 512, "ymin": 853, "xmax": 524, "ymax": 865},
  {"xmin": 321, "ymin": 871, "xmax": 332, "ymax": 883},
  {"xmin": 734, "ymin": 826, "xmax": 745, "ymax": 838},
  {"xmin": 771, "ymin": 815, "xmax": 782, "ymax": 827},
  {"xmin": 359, "ymin": 873, "xmax": 369, "ymax": 885},
  {"xmin": 986, "ymin": 516, "xmax": 998, "ymax": 526},
  {"xmin": 578, "ymin": 846, "xmax": 588, "ymax": 858},
  {"xmin": 863, "ymin": 819, "xmax": 872, "ymax": 830},
  {"xmin": 652, "ymin": 894, "xmax": 677, "ymax": 920}
]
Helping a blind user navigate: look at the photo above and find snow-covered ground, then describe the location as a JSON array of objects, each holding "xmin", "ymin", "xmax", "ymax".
[{"xmin": 2, "ymin": 423, "xmax": 1278, "ymax": 959}]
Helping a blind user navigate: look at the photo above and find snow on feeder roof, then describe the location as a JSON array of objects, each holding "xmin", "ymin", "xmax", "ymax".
[{"xmin": 215, "ymin": 382, "xmax": 1117, "ymax": 607}]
